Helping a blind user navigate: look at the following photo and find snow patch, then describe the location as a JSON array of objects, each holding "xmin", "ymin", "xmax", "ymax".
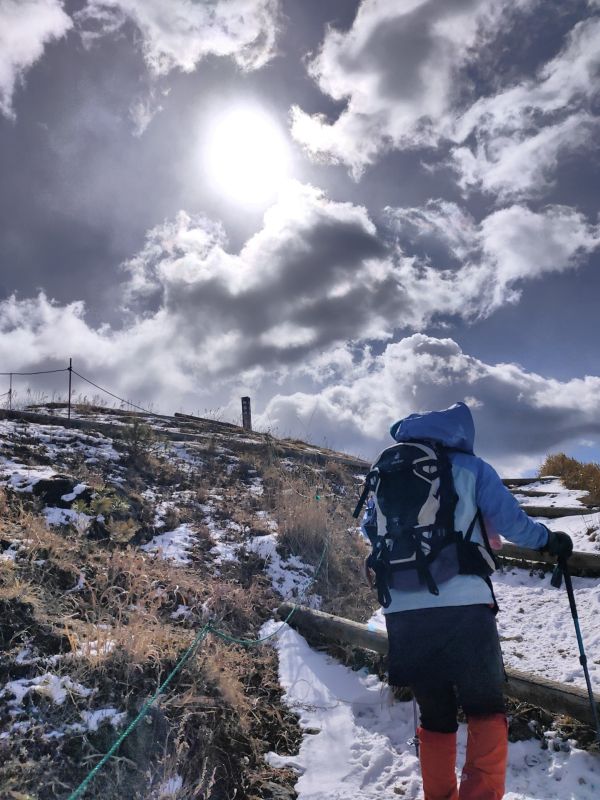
[
  {"xmin": 80, "ymin": 707, "xmax": 127, "ymax": 732},
  {"xmin": 1, "ymin": 674, "xmax": 92, "ymax": 710},
  {"xmin": 141, "ymin": 524, "xmax": 196, "ymax": 564}
]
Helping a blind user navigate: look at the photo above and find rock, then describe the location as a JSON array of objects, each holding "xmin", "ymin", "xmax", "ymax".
[
  {"xmin": 257, "ymin": 781, "xmax": 297, "ymax": 800},
  {"xmin": 32, "ymin": 474, "xmax": 91, "ymax": 508}
]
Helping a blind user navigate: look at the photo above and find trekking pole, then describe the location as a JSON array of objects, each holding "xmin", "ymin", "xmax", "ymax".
[
  {"xmin": 412, "ymin": 697, "xmax": 420, "ymax": 757},
  {"xmin": 551, "ymin": 557, "xmax": 600, "ymax": 742}
]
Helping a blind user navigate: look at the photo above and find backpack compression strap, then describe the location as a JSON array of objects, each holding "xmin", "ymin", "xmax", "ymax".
[{"xmin": 352, "ymin": 469, "xmax": 379, "ymax": 519}]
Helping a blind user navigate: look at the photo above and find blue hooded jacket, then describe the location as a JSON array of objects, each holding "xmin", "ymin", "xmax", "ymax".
[{"xmin": 363, "ymin": 402, "xmax": 550, "ymax": 613}]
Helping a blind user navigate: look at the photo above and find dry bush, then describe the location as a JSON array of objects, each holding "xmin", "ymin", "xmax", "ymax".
[
  {"xmin": 270, "ymin": 472, "xmax": 376, "ymax": 622},
  {"xmin": 325, "ymin": 458, "xmax": 352, "ymax": 486},
  {"xmin": 274, "ymin": 477, "xmax": 328, "ymax": 564},
  {"xmin": 540, "ymin": 453, "xmax": 600, "ymax": 504},
  {"xmin": 202, "ymin": 639, "xmax": 253, "ymax": 732}
]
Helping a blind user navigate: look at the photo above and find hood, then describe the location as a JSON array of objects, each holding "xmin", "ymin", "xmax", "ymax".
[{"xmin": 389, "ymin": 402, "xmax": 475, "ymax": 453}]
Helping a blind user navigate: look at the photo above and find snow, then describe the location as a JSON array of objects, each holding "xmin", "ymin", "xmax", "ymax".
[
  {"xmin": 43, "ymin": 506, "xmax": 91, "ymax": 529},
  {"xmin": 541, "ymin": 512, "xmax": 600, "ymax": 553},
  {"xmin": 157, "ymin": 775, "xmax": 184, "ymax": 796},
  {"xmin": 0, "ymin": 541, "xmax": 20, "ymax": 561},
  {"xmin": 1, "ymin": 674, "xmax": 92, "ymax": 710},
  {"xmin": 494, "ymin": 568, "xmax": 600, "ymax": 690},
  {"xmin": 247, "ymin": 532, "xmax": 321, "ymax": 608},
  {"xmin": 153, "ymin": 499, "xmax": 177, "ymax": 528},
  {"xmin": 61, "ymin": 482, "xmax": 87, "ymax": 502},
  {"xmin": 80, "ymin": 707, "xmax": 127, "ymax": 732},
  {"xmin": 199, "ymin": 501, "xmax": 242, "ymax": 565},
  {"xmin": 0, "ymin": 458, "xmax": 56, "ymax": 492},
  {"xmin": 261, "ymin": 621, "xmax": 600, "ymax": 799},
  {"xmin": 170, "ymin": 604, "xmax": 191, "ymax": 620},
  {"xmin": 141, "ymin": 524, "xmax": 197, "ymax": 564},
  {"xmin": 515, "ymin": 479, "xmax": 590, "ymax": 506}
]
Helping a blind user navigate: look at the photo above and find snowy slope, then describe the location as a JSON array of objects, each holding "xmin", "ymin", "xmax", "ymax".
[
  {"xmin": 262, "ymin": 622, "xmax": 600, "ymax": 800},
  {"xmin": 263, "ymin": 476, "xmax": 600, "ymax": 800},
  {"xmin": 2, "ymin": 408, "xmax": 600, "ymax": 798}
]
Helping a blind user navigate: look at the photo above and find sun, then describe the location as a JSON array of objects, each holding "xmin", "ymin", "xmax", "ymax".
[{"xmin": 204, "ymin": 107, "xmax": 290, "ymax": 207}]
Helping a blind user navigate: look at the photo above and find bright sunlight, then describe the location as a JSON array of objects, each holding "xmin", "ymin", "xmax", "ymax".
[{"xmin": 204, "ymin": 107, "xmax": 290, "ymax": 207}]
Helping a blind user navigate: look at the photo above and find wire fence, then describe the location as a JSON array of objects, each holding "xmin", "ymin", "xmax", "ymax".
[{"xmin": 1, "ymin": 358, "xmax": 155, "ymax": 418}]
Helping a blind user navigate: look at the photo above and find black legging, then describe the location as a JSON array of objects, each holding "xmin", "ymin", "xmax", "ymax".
[{"xmin": 385, "ymin": 604, "xmax": 506, "ymax": 733}]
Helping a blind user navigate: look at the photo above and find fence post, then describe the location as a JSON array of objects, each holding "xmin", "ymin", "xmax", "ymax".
[
  {"xmin": 8, "ymin": 373, "xmax": 12, "ymax": 411},
  {"xmin": 241, "ymin": 396, "xmax": 252, "ymax": 431},
  {"xmin": 67, "ymin": 358, "xmax": 72, "ymax": 420}
]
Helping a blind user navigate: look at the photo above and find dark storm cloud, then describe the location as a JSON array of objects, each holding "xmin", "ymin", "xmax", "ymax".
[{"xmin": 1, "ymin": 0, "xmax": 600, "ymax": 472}]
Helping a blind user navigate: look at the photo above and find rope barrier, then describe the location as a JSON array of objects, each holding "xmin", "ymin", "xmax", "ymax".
[
  {"xmin": 0, "ymin": 368, "xmax": 69, "ymax": 376},
  {"xmin": 70, "ymin": 369, "xmax": 155, "ymax": 415},
  {"xmin": 65, "ymin": 536, "xmax": 329, "ymax": 799},
  {"xmin": 66, "ymin": 625, "xmax": 211, "ymax": 800}
]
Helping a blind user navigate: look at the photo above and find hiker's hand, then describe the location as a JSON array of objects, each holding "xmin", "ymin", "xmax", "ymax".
[
  {"xmin": 364, "ymin": 556, "xmax": 375, "ymax": 588},
  {"xmin": 543, "ymin": 530, "xmax": 573, "ymax": 560}
]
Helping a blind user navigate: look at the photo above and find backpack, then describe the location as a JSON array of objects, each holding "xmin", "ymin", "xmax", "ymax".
[{"xmin": 353, "ymin": 439, "xmax": 497, "ymax": 608}]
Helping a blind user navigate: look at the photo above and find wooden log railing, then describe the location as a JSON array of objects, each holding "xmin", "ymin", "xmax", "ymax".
[
  {"xmin": 498, "ymin": 543, "xmax": 600, "ymax": 576},
  {"xmin": 277, "ymin": 603, "xmax": 600, "ymax": 728},
  {"xmin": 521, "ymin": 505, "xmax": 598, "ymax": 518},
  {"xmin": 502, "ymin": 477, "xmax": 555, "ymax": 487}
]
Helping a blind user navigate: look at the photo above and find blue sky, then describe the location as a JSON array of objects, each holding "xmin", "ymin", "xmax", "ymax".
[{"xmin": 1, "ymin": 0, "xmax": 599, "ymax": 473}]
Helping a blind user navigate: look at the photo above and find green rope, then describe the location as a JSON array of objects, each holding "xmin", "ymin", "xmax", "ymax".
[
  {"xmin": 64, "ymin": 536, "xmax": 329, "ymax": 799},
  {"xmin": 66, "ymin": 625, "xmax": 210, "ymax": 800}
]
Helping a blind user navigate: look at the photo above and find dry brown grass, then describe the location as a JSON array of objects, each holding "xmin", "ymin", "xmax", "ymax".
[
  {"xmin": 275, "ymin": 476, "xmax": 329, "ymax": 564},
  {"xmin": 0, "ymin": 471, "xmax": 302, "ymax": 799},
  {"xmin": 0, "ymin": 417, "xmax": 379, "ymax": 797},
  {"xmin": 270, "ymin": 470, "xmax": 377, "ymax": 623},
  {"xmin": 539, "ymin": 453, "xmax": 600, "ymax": 505}
]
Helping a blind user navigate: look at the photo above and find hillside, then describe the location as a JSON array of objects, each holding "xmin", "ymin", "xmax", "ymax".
[
  {"xmin": 1, "ymin": 406, "xmax": 600, "ymax": 799},
  {"xmin": 0, "ymin": 404, "xmax": 373, "ymax": 799}
]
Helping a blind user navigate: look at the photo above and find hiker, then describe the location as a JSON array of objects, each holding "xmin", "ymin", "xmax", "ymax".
[{"xmin": 356, "ymin": 402, "xmax": 573, "ymax": 800}]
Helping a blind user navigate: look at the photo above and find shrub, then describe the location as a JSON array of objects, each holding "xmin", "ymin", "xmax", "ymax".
[{"xmin": 539, "ymin": 453, "xmax": 600, "ymax": 505}]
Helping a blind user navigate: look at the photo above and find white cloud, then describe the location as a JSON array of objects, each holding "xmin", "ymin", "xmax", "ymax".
[
  {"xmin": 258, "ymin": 334, "xmax": 600, "ymax": 470},
  {"xmin": 0, "ymin": 183, "xmax": 396, "ymax": 405},
  {"xmin": 450, "ymin": 16, "xmax": 600, "ymax": 199},
  {"xmin": 0, "ymin": 0, "xmax": 72, "ymax": 118},
  {"xmin": 128, "ymin": 88, "xmax": 164, "ymax": 137},
  {"xmin": 2, "ymin": 186, "xmax": 598, "ymax": 411},
  {"xmin": 291, "ymin": 0, "xmax": 534, "ymax": 177},
  {"xmin": 3, "ymin": 184, "xmax": 600, "ymax": 467},
  {"xmin": 292, "ymin": 2, "xmax": 599, "ymax": 202},
  {"xmin": 388, "ymin": 200, "xmax": 600, "ymax": 318},
  {"xmin": 76, "ymin": 0, "xmax": 282, "ymax": 74}
]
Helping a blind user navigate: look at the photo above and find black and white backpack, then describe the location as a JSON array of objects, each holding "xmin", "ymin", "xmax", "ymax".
[{"xmin": 353, "ymin": 439, "xmax": 497, "ymax": 608}]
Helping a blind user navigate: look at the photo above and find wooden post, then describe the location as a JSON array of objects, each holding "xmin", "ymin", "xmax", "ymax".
[
  {"xmin": 241, "ymin": 396, "xmax": 252, "ymax": 431},
  {"xmin": 67, "ymin": 358, "xmax": 72, "ymax": 420},
  {"xmin": 276, "ymin": 603, "xmax": 600, "ymax": 727},
  {"xmin": 8, "ymin": 373, "xmax": 12, "ymax": 411}
]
